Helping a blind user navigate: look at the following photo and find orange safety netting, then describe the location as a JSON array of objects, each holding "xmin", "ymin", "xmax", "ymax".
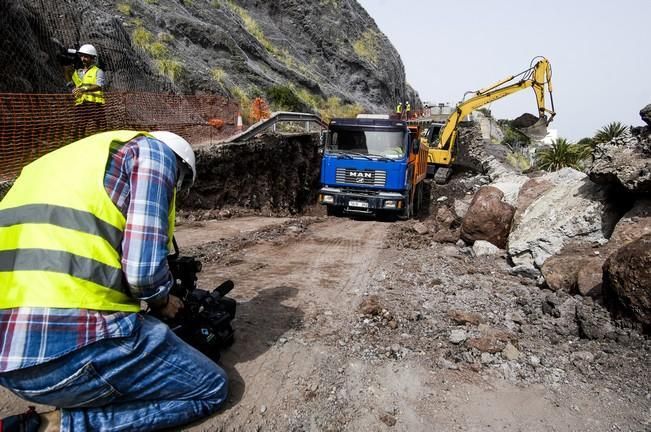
[{"xmin": 0, "ymin": 92, "xmax": 240, "ymax": 180}]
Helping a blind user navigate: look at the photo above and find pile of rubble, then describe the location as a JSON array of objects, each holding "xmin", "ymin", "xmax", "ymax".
[{"xmin": 398, "ymin": 103, "xmax": 651, "ymax": 334}]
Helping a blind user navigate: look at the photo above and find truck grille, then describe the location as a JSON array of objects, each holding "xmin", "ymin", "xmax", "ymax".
[{"xmin": 336, "ymin": 168, "xmax": 386, "ymax": 187}]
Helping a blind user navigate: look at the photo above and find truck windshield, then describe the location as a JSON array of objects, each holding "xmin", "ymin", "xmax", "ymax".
[{"xmin": 329, "ymin": 130, "xmax": 406, "ymax": 159}]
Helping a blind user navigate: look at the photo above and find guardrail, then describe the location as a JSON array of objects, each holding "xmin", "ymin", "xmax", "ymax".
[{"xmin": 226, "ymin": 111, "xmax": 327, "ymax": 143}]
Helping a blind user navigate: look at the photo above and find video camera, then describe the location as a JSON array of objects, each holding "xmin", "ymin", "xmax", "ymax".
[
  {"xmin": 162, "ymin": 238, "xmax": 236, "ymax": 361},
  {"xmin": 57, "ymin": 47, "xmax": 82, "ymax": 69}
]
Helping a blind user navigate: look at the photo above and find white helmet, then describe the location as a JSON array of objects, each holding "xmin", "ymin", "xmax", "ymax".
[
  {"xmin": 150, "ymin": 131, "xmax": 197, "ymax": 187},
  {"xmin": 78, "ymin": 44, "xmax": 98, "ymax": 57}
]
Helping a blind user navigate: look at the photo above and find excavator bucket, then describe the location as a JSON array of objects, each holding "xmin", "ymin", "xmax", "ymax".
[
  {"xmin": 519, "ymin": 118, "xmax": 549, "ymax": 140},
  {"xmin": 512, "ymin": 113, "xmax": 549, "ymax": 141}
]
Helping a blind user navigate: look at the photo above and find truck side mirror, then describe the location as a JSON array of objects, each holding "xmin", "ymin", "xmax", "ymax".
[
  {"xmin": 412, "ymin": 136, "xmax": 420, "ymax": 153},
  {"xmin": 319, "ymin": 131, "xmax": 330, "ymax": 155}
]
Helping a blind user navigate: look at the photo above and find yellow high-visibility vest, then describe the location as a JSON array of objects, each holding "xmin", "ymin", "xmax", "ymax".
[
  {"xmin": 0, "ymin": 131, "xmax": 176, "ymax": 311},
  {"xmin": 72, "ymin": 65, "xmax": 105, "ymax": 105}
]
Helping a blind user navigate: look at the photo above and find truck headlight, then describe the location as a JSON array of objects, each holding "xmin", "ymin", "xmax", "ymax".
[
  {"xmin": 322, "ymin": 195, "xmax": 334, "ymax": 204},
  {"xmin": 384, "ymin": 200, "xmax": 397, "ymax": 209}
]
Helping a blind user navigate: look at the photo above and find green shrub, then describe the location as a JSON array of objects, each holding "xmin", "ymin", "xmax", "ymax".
[
  {"xmin": 117, "ymin": 2, "xmax": 132, "ymax": 15},
  {"xmin": 155, "ymin": 59, "xmax": 184, "ymax": 83},
  {"xmin": 147, "ymin": 42, "xmax": 169, "ymax": 59},
  {"xmin": 211, "ymin": 68, "xmax": 226, "ymax": 83},
  {"xmin": 536, "ymin": 138, "xmax": 591, "ymax": 171},
  {"xmin": 132, "ymin": 26, "xmax": 154, "ymax": 48},
  {"xmin": 295, "ymin": 88, "xmax": 321, "ymax": 111},
  {"xmin": 353, "ymin": 30, "xmax": 379, "ymax": 65},
  {"xmin": 231, "ymin": 86, "xmax": 253, "ymax": 123},
  {"xmin": 505, "ymin": 149, "xmax": 531, "ymax": 172},
  {"xmin": 594, "ymin": 121, "xmax": 629, "ymax": 143},
  {"xmin": 501, "ymin": 125, "xmax": 530, "ymax": 148},
  {"xmin": 132, "ymin": 25, "xmax": 186, "ymax": 84},
  {"xmin": 266, "ymin": 85, "xmax": 305, "ymax": 112},
  {"xmin": 227, "ymin": 1, "xmax": 275, "ymax": 53},
  {"xmin": 576, "ymin": 137, "xmax": 595, "ymax": 148},
  {"xmin": 319, "ymin": 97, "xmax": 363, "ymax": 123}
]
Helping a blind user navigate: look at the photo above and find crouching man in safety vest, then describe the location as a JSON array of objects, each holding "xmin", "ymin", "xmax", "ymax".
[{"xmin": 0, "ymin": 131, "xmax": 227, "ymax": 431}]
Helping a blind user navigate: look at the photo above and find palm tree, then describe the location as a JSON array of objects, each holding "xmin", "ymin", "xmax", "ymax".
[
  {"xmin": 594, "ymin": 122, "xmax": 629, "ymax": 143},
  {"xmin": 576, "ymin": 137, "xmax": 595, "ymax": 148},
  {"xmin": 536, "ymin": 138, "xmax": 590, "ymax": 172}
]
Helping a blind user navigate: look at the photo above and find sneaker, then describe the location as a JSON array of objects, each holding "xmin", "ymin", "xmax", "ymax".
[{"xmin": 0, "ymin": 406, "xmax": 41, "ymax": 432}]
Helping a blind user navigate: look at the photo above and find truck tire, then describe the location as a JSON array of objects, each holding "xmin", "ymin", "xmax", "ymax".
[
  {"xmin": 398, "ymin": 192, "xmax": 413, "ymax": 220},
  {"xmin": 414, "ymin": 182, "xmax": 423, "ymax": 216}
]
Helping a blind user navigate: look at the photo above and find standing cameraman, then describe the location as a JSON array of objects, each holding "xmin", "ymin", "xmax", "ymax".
[
  {"xmin": 0, "ymin": 131, "xmax": 228, "ymax": 431},
  {"xmin": 70, "ymin": 44, "xmax": 106, "ymax": 139}
]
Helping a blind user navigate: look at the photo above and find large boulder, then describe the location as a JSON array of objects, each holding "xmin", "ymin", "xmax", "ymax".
[
  {"xmin": 587, "ymin": 127, "xmax": 651, "ymax": 193},
  {"xmin": 510, "ymin": 176, "xmax": 553, "ymax": 230},
  {"xmin": 603, "ymin": 233, "xmax": 651, "ymax": 332},
  {"xmin": 540, "ymin": 242, "xmax": 604, "ymax": 295},
  {"xmin": 460, "ymin": 186, "xmax": 515, "ymax": 249},
  {"xmin": 540, "ymin": 199, "xmax": 651, "ymax": 297},
  {"xmin": 508, "ymin": 168, "xmax": 619, "ymax": 271},
  {"xmin": 481, "ymin": 156, "xmax": 529, "ymax": 206},
  {"xmin": 609, "ymin": 199, "xmax": 651, "ymax": 244},
  {"xmin": 641, "ymin": 104, "xmax": 651, "ymax": 127}
]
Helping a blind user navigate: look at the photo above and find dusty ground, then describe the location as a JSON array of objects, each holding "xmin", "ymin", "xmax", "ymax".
[
  {"xmin": 175, "ymin": 209, "xmax": 649, "ymax": 432},
  {"xmin": 1, "ymin": 176, "xmax": 649, "ymax": 431}
]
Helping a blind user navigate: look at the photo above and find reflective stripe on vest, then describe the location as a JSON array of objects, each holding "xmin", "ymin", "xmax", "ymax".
[
  {"xmin": 0, "ymin": 130, "xmax": 174, "ymax": 311},
  {"xmin": 72, "ymin": 65, "xmax": 105, "ymax": 105}
]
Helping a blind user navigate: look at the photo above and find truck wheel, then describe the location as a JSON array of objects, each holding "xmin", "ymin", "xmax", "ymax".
[
  {"xmin": 398, "ymin": 195, "xmax": 412, "ymax": 220},
  {"xmin": 414, "ymin": 182, "xmax": 423, "ymax": 215}
]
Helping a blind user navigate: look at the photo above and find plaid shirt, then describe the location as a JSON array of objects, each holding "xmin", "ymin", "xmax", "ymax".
[{"xmin": 0, "ymin": 136, "xmax": 176, "ymax": 372}]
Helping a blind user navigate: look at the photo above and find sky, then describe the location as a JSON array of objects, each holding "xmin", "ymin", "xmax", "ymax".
[{"xmin": 356, "ymin": 0, "xmax": 651, "ymax": 141}]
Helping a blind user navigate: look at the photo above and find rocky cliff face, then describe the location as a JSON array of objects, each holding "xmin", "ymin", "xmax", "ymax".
[{"xmin": 0, "ymin": 0, "xmax": 418, "ymax": 113}]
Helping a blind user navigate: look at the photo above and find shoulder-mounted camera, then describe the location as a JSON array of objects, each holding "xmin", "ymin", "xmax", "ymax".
[{"xmin": 161, "ymin": 238, "xmax": 237, "ymax": 361}]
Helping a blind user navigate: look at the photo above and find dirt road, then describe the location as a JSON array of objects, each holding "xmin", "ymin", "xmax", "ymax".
[
  {"xmin": 179, "ymin": 216, "xmax": 649, "ymax": 431},
  {"xmin": 0, "ymin": 215, "xmax": 649, "ymax": 431}
]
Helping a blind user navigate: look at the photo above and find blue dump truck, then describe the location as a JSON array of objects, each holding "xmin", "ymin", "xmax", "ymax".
[{"xmin": 318, "ymin": 116, "xmax": 429, "ymax": 219}]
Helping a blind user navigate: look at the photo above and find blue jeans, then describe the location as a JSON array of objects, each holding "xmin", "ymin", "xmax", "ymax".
[{"xmin": 0, "ymin": 315, "xmax": 228, "ymax": 431}]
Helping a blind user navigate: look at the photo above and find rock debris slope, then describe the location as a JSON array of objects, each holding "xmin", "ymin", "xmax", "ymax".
[{"xmin": 0, "ymin": 0, "xmax": 418, "ymax": 111}]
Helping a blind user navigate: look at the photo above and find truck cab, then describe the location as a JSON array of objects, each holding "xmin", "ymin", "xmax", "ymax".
[{"xmin": 318, "ymin": 117, "xmax": 429, "ymax": 218}]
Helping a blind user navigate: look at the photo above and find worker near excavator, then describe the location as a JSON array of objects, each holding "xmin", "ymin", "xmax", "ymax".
[
  {"xmin": 396, "ymin": 101, "xmax": 403, "ymax": 116},
  {"xmin": 0, "ymin": 131, "xmax": 228, "ymax": 431},
  {"xmin": 69, "ymin": 44, "xmax": 106, "ymax": 139},
  {"xmin": 405, "ymin": 101, "xmax": 411, "ymax": 120}
]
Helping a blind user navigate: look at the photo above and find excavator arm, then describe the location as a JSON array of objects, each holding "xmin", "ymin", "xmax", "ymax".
[{"xmin": 428, "ymin": 57, "xmax": 555, "ymax": 174}]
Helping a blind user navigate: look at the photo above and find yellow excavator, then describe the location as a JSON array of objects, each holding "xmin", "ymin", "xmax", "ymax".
[{"xmin": 417, "ymin": 56, "xmax": 556, "ymax": 184}]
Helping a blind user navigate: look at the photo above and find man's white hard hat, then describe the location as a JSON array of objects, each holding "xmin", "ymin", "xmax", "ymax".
[
  {"xmin": 150, "ymin": 131, "xmax": 197, "ymax": 187},
  {"xmin": 78, "ymin": 44, "xmax": 98, "ymax": 57}
]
